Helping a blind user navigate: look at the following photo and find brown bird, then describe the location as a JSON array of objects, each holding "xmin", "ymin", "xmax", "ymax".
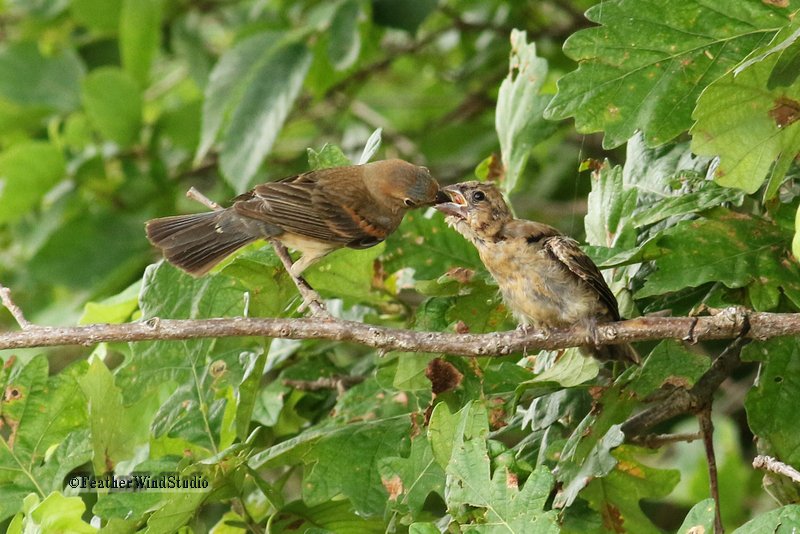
[
  {"xmin": 146, "ymin": 159, "xmax": 443, "ymax": 277},
  {"xmin": 435, "ymin": 181, "xmax": 639, "ymax": 364}
]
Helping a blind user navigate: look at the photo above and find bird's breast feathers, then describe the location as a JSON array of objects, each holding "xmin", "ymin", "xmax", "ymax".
[{"xmin": 477, "ymin": 237, "xmax": 604, "ymax": 327}]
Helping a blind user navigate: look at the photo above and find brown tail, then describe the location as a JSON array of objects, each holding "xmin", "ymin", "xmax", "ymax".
[
  {"xmin": 588, "ymin": 343, "xmax": 640, "ymax": 365},
  {"xmin": 145, "ymin": 210, "xmax": 270, "ymax": 276}
]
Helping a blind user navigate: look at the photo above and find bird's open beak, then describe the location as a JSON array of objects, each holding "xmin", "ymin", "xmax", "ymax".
[{"xmin": 434, "ymin": 186, "xmax": 468, "ymax": 219}]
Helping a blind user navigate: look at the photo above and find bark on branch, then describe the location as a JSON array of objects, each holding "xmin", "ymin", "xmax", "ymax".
[{"xmin": 0, "ymin": 308, "xmax": 795, "ymax": 353}]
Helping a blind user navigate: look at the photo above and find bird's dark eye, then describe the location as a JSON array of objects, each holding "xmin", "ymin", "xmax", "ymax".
[
  {"xmin": 403, "ymin": 198, "xmax": 416, "ymax": 207},
  {"xmin": 471, "ymin": 191, "xmax": 486, "ymax": 202}
]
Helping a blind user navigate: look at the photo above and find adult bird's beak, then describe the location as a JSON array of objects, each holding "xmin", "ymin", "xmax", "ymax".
[{"xmin": 433, "ymin": 185, "xmax": 469, "ymax": 219}]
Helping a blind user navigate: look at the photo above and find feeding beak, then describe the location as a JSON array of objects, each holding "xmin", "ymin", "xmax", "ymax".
[{"xmin": 434, "ymin": 186, "xmax": 469, "ymax": 219}]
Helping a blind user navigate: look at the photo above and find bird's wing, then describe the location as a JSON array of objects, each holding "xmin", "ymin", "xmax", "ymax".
[
  {"xmin": 541, "ymin": 235, "xmax": 621, "ymax": 321},
  {"xmin": 233, "ymin": 168, "xmax": 389, "ymax": 246}
]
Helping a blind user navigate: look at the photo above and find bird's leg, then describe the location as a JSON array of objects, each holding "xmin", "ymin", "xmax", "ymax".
[
  {"xmin": 269, "ymin": 240, "xmax": 329, "ymax": 318},
  {"xmin": 583, "ymin": 317, "xmax": 602, "ymax": 348}
]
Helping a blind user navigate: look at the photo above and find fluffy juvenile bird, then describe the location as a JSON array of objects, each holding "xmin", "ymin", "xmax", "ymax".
[
  {"xmin": 435, "ymin": 181, "xmax": 638, "ymax": 364},
  {"xmin": 146, "ymin": 159, "xmax": 443, "ymax": 276}
]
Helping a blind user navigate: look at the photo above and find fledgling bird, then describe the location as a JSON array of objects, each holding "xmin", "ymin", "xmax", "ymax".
[
  {"xmin": 146, "ymin": 159, "xmax": 443, "ymax": 277},
  {"xmin": 435, "ymin": 181, "xmax": 639, "ymax": 364}
]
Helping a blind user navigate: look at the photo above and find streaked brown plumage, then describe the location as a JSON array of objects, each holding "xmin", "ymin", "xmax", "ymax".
[
  {"xmin": 435, "ymin": 181, "xmax": 639, "ymax": 364},
  {"xmin": 146, "ymin": 159, "xmax": 443, "ymax": 276}
]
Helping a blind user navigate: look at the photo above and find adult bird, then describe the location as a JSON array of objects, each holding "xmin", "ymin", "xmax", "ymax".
[
  {"xmin": 146, "ymin": 159, "xmax": 443, "ymax": 277},
  {"xmin": 435, "ymin": 181, "xmax": 638, "ymax": 364}
]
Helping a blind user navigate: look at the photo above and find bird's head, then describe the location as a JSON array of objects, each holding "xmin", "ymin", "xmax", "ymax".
[
  {"xmin": 364, "ymin": 159, "xmax": 444, "ymax": 212},
  {"xmin": 434, "ymin": 181, "xmax": 512, "ymax": 240}
]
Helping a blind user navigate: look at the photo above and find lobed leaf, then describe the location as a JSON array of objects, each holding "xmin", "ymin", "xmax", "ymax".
[
  {"xmin": 691, "ymin": 20, "xmax": 800, "ymax": 194},
  {"xmin": 545, "ymin": 0, "xmax": 790, "ymax": 148}
]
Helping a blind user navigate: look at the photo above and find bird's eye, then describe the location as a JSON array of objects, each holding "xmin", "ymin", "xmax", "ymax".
[
  {"xmin": 403, "ymin": 198, "xmax": 416, "ymax": 207},
  {"xmin": 471, "ymin": 191, "xmax": 486, "ymax": 202}
]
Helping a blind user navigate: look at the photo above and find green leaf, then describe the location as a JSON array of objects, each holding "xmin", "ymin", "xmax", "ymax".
[
  {"xmin": 379, "ymin": 436, "xmax": 445, "ymax": 518},
  {"xmin": 677, "ymin": 499, "xmax": 716, "ymax": 534},
  {"xmin": 235, "ymin": 350, "xmax": 266, "ymax": 441},
  {"xmin": 301, "ymin": 418, "xmax": 409, "ymax": 515},
  {"xmin": 581, "ymin": 447, "xmax": 679, "ymax": 534},
  {"xmin": 220, "ymin": 248, "xmax": 298, "ymax": 318},
  {"xmin": 526, "ymin": 348, "xmax": 599, "ymax": 388},
  {"xmin": 428, "ymin": 402, "xmax": 490, "ymax": 471},
  {"xmin": 269, "ymin": 500, "xmax": 385, "ymax": 533},
  {"xmin": 629, "ymin": 340, "xmax": 710, "ymax": 398},
  {"xmin": 71, "ymin": 0, "xmax": 122, "ymax": 33},
  {"xmin": 0, "ymin": 141, "xmax": 65, "ymax": 224},
  {"xmin": 197, "ymin": 32, "xmax": 312, "ymax": 192},
  {"xmin": 545, "ymin": 0, "xmax": 788, "ymax": 148},
  {"xmin": 0, "ymin": 42, "xmax": 83, "ymax": 113},
  {"xmin": 691, "ymin": 20, "xmax": 800, "ymax": 193},
  {"xmin": 116, "ymin": 263, "xmax": 248, "ymax": 404},
  {"xmin": 119, "ymin": 0, "xmax": 162, "ymax": 85},
  {"xmin": 307, "ymin": 142, "xmax": 351, "ymax": 170},
  {"xmin": 584, "ymin": 163, "xmax": 636, "ymax": 248},
  {"xmin": 79, "ymin": 280, "xmax": 141, "ymax": 325},
  {"xmin": 444, "ymin": 402, "xmax": 558, "ymax": 532},
  {"xmin": 305, "ymin": 243, "xmax": 385, "ymax": 306},
  {"xmin": 745, "ymin": 338, "xmax": 800, "ymax": 467},
  {"xmin": 496, "ymin": 29, "xmax": 555, "ymax": 193},
  {"xmin": 371, "ymin": 0, "xmax": 437, "ymax": 34},
  {"xmin": 634, "ymin": 209, "xmax": 800, "ymax": 311},
  {"xmin": 328, "ymin": 0, "xmax": 361, "ymax": 71},
  {"xmin": 16, "ymin": 493, "xmax": 95, "ymax": 534},
  {"xmin": 78, "ymin": 358, "xmax": 147, "ymax": 474},
  {"xmin": 383, "ymin": 210, "xmax": 483, "ymax": 280},
  {"xmin": 629, "ymin": 184, "xmax": 743, "ymax": 228},
  {"xmin": 731, "ymin": 504, "xmax": 800, "ymax": 533},
  {"xmin": 29, "ymin": 211, "xmax": 150, "ymax": 294},
  {"xmin": 145, "ymin": 492, "xmax": 207, "ymax": 533},
  {"xmin": 0, "ymin": 356, "xmax": 88, "ymax": 522},
  {"xmin": 554, "ymin": 379, "xmax": 639, "ymax": 508},
  {"xmin": 82, "ymin": 67, "xmax": 142, "ymax": 146}
]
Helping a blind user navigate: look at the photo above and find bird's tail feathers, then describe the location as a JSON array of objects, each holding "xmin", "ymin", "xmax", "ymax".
[{"xmin": 146, "ymin": 210, "xmax": 258, "ymax": 276}]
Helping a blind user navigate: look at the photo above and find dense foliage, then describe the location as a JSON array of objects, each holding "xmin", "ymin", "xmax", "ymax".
[{"xmin": 1, "ymin": 0, "xmax": 800, "ymax": 532}]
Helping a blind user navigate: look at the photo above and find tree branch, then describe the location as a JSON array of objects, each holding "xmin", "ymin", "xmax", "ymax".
[
  {"xmin": 753, "ymin": 455, "xmax": 800, "ymax": 485},
  {"xmin": 0, "ymin": 307, "xmax": 795, "ymax": 352},
  {"xmin": 621, "ymin": 324, "xmax": 751, "ymax": 439},
  {"xmin": 699, "ymin": 408, "xmax": 724, "ymax": 534}
]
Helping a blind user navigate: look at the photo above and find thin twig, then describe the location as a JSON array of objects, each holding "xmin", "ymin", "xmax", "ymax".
[
  {"xmin": 186, "ymin": 187, "xmax": 221, "ymax": 210},
  {"xmin": 628, "ymin": 432, "xmax": 703, "ymax": 449},
  {"xmin": 0, "ymin": 283, "xmax": 31, "ymax": 330},
  {"xmin": 269, "ymin": 240, "xmax": 328, "ymax": 318},
  {"xmin": 699, "ymin": 408, "xmax": 723, "ymax": 534},
  {"xmin": 622, "ymin": 314, "xmax": 752, "ymax": 439},
  {"xmin": 753, "ymin": 455, "xmax": 800, "ymax": 484}
]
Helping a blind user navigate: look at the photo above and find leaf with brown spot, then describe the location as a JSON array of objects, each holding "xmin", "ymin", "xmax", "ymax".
[
  {"xmin": 601, "ymin": 504, "xmax": 625, "ymax": 533},
  {"xmin": 692, "ymin": 21, "xmax": 800, "ymax": 194},
  {"xmin": 444, "ymin": 267, "xmax": 475, "ymax": 284},
  {"xmin": 769, "ymin": 97, "xmax": 800, "ymax": 128},
  {"xmin": 425, "ymin": 358, "xmax": 463, "ymax": 395},
  {"xmin": 381, "ymin": 475, "xmax": 404, "ymax": 501}
]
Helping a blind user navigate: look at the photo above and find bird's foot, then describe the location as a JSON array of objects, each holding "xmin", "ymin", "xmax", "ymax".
[
  {"xmin": 297, "ymin": 291, "xmax": 331, "ymax": 319},
  {"xmin": 583, "ymin": 318, "xmax": 602, "ymax": 347}
]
